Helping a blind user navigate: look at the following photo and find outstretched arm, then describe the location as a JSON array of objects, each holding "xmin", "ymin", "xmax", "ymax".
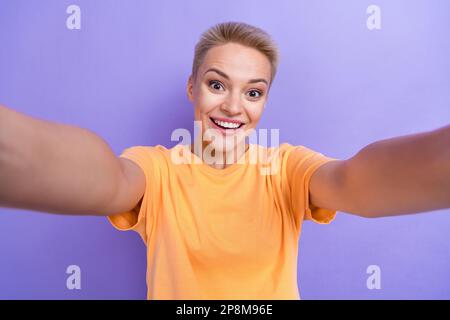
[
  {"xmin": 0, "ymin": 104, "xmax": 145, "ymax": 216},
  {"xmin": 310, "ymin": 125, "xmax": 450, "ymax": 218}
]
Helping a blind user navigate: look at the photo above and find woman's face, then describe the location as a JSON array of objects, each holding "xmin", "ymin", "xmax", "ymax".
[{"xmin": 187, "ymin": 42, "xmax": 272, "ymax": 153}]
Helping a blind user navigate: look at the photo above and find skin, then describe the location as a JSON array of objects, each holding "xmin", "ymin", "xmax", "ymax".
[
  {"xmin": 185, "ymin": 41, "xmax": 450, "ymax": 218},
  {"xmin": 186, "ymin": 42, "xmax": 271, "ymax": 169},
  {"xmin": 310, "ymin": 125, "xmax": 450, "ymax": 217},
  {"xmin": 1, "ymin": 42, "xmax": 447, "ymax": 219}
]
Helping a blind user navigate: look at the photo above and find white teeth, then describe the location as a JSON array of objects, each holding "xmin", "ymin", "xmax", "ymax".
[{"xmin": 212, "ymin": 118, "xmax": 241, "ymax": 129}]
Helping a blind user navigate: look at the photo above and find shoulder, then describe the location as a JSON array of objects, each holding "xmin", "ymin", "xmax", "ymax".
[
  {"xmin": 121, "ymin": 144, "xmax": 171, "ymax": 156},
  {"xmin": 119, "ymin": 144, "xmax": 173, "ymax": 172},
  {"xmin": 253, "ymin": 143, "xmax": 296, "ymax": 158}
]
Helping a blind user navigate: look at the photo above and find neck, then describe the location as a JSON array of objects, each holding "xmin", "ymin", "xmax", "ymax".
[{"xmin": 190, "ymin": 137, "xmax": 248, "ymax": 169}]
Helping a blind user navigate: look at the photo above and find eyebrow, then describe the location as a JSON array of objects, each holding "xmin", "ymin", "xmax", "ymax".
[{"xmin": 204, "ymin": 68, "xmax": 269, "ymax": 86}]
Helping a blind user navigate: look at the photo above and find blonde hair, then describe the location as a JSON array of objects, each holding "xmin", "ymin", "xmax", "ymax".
[{"xmin": 192, "ymin": 22, "xmax": 279, "ymax": 87}]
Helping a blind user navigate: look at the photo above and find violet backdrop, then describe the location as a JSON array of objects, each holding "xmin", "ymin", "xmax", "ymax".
[{"xmin": 0, "ymin": 0, "xmax": 449, "ymax": 299}]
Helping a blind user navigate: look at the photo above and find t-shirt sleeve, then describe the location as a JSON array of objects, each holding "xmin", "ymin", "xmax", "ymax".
[
  {"xmin": 284, "ymin": 144, "xmax": 338, "ymax": 225},
  {"xmin": 107, "ymin": 146, "xmax": 157, "ymax": 244}
]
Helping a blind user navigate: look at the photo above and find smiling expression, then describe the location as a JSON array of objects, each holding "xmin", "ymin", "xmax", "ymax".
[{"xmin": 187, "ymin": 42, "xmax": 272, "ymax": 153}]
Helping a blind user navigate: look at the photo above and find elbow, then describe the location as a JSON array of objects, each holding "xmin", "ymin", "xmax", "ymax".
[
  {"xmin": 356, "ymin": 210, "xmax": 383, "ymax": 219},
  {"xmin": 344, "ymin": 208, "xmax": 383, "ymax": 219}
]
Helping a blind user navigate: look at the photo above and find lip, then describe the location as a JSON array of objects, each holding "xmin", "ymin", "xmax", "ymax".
[
  {"xmin": 210, "ymin": 116, "xmax": 245, "ymax": 125},
  {"xmin": 209, "ymin": 117, "xmax": 246, "ymax": 136}
]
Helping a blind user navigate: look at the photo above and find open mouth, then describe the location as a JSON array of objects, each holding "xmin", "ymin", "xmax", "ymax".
[{"xmin": 209, "ymin": 117, "xmax": 244, "ymax": 130}]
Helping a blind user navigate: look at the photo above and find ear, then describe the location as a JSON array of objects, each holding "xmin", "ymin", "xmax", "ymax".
[{"xmin": 187, "ymin": 75, "xmax": 194, "ymax": 103}]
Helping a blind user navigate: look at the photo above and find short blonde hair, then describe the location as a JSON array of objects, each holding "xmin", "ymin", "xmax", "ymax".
[{"xmin": 192, "ymin": 22, "xmax": 279, "ymax": 87}]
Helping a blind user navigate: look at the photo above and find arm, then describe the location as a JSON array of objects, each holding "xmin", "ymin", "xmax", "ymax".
[
  {"xmin": 0, "ymin": 104, "xmax": 145, "ymax": 216},
  {"xmin": 310, "ymin": 125, "xmax": 450, "ymax": 218}
]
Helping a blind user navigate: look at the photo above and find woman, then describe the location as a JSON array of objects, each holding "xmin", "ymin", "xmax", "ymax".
[{"xmin": 0, "ymin": 22, "xmax": 449, "ymax": 300}]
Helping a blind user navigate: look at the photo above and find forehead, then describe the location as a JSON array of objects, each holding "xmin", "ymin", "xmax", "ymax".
[{"xmin": 200, "ymin": 42, "xmax": 271, "ymax": 81}]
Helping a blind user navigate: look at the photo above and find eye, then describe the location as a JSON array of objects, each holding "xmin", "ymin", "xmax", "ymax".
[
  {"xmin": 209, "ymin": 80, "xmax": 225, "ymax": 91},
  {"xmin": 247, "ymin": 89, "xmax": 263, "ymax": 99}
]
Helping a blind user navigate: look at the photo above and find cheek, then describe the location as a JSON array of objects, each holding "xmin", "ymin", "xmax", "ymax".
[
  {"xmin": 247, "ymin": 105, "xmax": 265, "ymax": 123},
  {"xmin": 196, "ymin": 90, "xmax": 224, "ymax": 115}
]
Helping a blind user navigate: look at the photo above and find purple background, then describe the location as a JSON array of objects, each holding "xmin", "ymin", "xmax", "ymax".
[{"xmin": 0, "ymin": 0, "xmax": 449, "ymax": 299}]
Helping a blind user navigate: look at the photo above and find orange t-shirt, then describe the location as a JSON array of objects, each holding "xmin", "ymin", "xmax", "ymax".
[{"xmin": 108, "ymin": 143, "xmax": 337, "ymax": 300}]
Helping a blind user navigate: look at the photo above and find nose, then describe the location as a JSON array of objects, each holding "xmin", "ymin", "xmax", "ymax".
[{"xmin": 220, "ymin": 90, "xmax": 243, "ymax": 115}]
